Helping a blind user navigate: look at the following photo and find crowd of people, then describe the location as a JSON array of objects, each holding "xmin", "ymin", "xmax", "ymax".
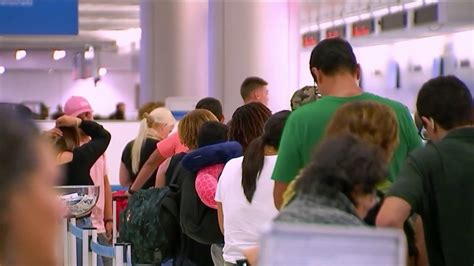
[
  {"xmin": 38, "ymin": 100, "xmax": 163, "ymax": 121},
  {"xmin": 0, "ymin": 37, "xmax": 473, "ymax": 266}
]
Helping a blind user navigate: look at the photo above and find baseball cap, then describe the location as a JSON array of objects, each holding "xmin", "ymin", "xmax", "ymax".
[
  {"xmin": 290, "ymin": 86, "xmax": 321, "ymax": 111},
  {"xmin": 64, "ymin": 96, "xmax": 94, "ymax": 117}
]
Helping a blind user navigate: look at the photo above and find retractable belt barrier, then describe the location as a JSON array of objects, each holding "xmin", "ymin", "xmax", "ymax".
[{"xmin": 61, "ymin": 200, "xmax": 131, "ymax": 266}]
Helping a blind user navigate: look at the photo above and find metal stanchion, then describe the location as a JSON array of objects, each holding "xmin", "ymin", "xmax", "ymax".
[
  {"xmin": 125, "ymin": 243, "xmax": 132, "ymax": 266},
  {"xmin": 115, "ymin": 244, "xmax": 124, "ymax": 266},
  {"xmin": 82, "ymin": 227, "xmax": 90, "ymax": 266},
  {"xmin": 113, "ymin": 200, "xmax": 117, "ymax": 245},
  {"xmin": 69, "ymin": 218, "xmax": 77, "ymax": 266},
  {"xmin": 62, "ymin": 218, "xmax": 69, "ymax": 266},
  {"xmin": 91, "ymin": 230, "xmax": 98, "ymax": 266}
]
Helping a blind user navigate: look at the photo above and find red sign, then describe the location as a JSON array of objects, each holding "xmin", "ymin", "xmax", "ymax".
[
  {"xmin": 302, "ymin": 32, "xmax": 319, "ymax": 48},
  {"xmin": 352, "ymin": 19, "xmax": 375, "ymax": 37},
  {"xmin": 326, "ymin": 26, "xmax": 346, "ymax": 39}
]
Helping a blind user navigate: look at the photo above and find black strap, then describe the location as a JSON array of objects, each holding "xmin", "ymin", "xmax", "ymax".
[
  {"xmin": 167, "ymin": 153, "xmax": 187, "ymax": 186},
  {"xmin": 161, "ymin": 188, "xmax": 180, "ymax": 221}
]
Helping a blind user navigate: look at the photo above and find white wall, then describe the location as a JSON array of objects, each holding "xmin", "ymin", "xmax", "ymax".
[
  {"xmin": 0, "ymin": 50, "xmax": 140, "ymax": 118},
  {"xmin": 37, "ymin": 121, "xmax": 141, "ymax": 185},
  {"xmin": 0, "ymin": 70, "xmax": 139, "ymax": 117}
]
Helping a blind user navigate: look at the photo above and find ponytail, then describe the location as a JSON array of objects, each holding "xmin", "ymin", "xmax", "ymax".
[
  {"xmin": 131, "ymin": 115, "xmax": 150, "ymax": 174},
  {"xmin": 241, "ymin": 136, "xmax": 266, "ymax": 203}
]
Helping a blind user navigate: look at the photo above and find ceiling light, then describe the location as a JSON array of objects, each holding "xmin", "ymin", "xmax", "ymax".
[
  {"xmin": 345, "ymin": 15, "xmax": 360, "ymax": 24},
  {"xmin": 359, "ymin": 13, "xmax": 371, "ymax": 20},
  {"xmin": 98, "ymin": 67, "xmax": 107, "ymax": 77},
  {"xmin": 319, "ymin": 21, "xmax": 333, "ymax": 30},
  {"xmin": 373, "ymin": 8, "xmax": 389, "ymax": 17},
  {"xmin": 390, "ymin": 5, "xmax": 404, "ymax": 13},
  {"xmin": 0, "ymin": 66, "xmax": 5, "ymax": 74},
  {"xmin": 309, "ymin": 24, "xmax": 319, "ymax": 31},
  {"xmin": 84, "ymin": 46, "xmax": 94, "ymax": 60},
  {"xmin": 15, "ymin": 50, "xmax": 27, "ymax": 60},
  {"xmin": 404, "ymin": 0, "xmax": 423, "ymax": 9},
  {"xmin": 424, "ymin": 0, "xmax": 438, "ymax": 4},
  {"xmin": 53, "ymin": 50, "xmax": 66, "ymax": 60},
  {"xmin": 300, "ymin": 26, "xmax": 311, "ymax": 34},
  {"xmin": 333, "ymin": 19, "xmax": 344, "ymax": 26}
]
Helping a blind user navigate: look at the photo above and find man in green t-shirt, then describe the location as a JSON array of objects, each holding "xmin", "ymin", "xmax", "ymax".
[
  {"xmin": 272, "ymin": 37, "xmax": 421, "ymax": 209},
  {"xmin": 377, "ymin": 76, "xmax": 474, "ymax": 266}
]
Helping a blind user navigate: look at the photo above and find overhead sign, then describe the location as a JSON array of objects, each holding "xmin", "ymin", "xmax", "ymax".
[
  {"xmin": 380, "ymin": 11, "xmax": 407, "ymax": 32},
  {"xmin": 326, "ymin": 25, "xmax": 346, "ymax": 39},
  {"xmin": 352, "ymin": 19, "xmax": 375, "ymax": 37},
  {"xmin": 302, "ymin": 31, "xmax": 320, "ymax": 48},
  {"xmin": 414, "ymin": 4, "xmax": 438, "ymax": 25},
  {"xmin": 0, "ymin": 0, "xmax": 78, "ymax": 35}
]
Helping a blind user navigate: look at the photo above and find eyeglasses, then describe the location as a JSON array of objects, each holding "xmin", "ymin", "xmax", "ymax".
[{"xmin": 418, "ymin": 124, "xmax": 429, "ymax": 141}]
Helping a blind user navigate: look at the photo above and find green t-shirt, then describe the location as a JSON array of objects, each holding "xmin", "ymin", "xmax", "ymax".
[
  {"xmin": 272, "ymin": 92, "xmax": 421, "ymax": 184},
  {"xmin": 388, "ymin": 128, "xmax": 474, "ymax": 266}
]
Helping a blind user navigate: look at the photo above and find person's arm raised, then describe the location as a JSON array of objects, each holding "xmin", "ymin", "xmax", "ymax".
[{"xmin": 129, "ymin": 149, "xmax": 165, "ymax": 192}]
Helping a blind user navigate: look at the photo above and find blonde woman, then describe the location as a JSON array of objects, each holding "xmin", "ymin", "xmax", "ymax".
[{"xmin": 120, "ymin": 107, "xmax": 176, "ymax": 189}]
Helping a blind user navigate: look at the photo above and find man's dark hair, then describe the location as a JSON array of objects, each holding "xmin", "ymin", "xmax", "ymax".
[
  {"xmin": 309, "ymin": 37, "xmax": 358, "ymax": 76},
  {"xmin": 197, "ymin": 121, "xmax": 228, "ymax": 148},
  {"xmin": 417, "ymin": 75, "xmax": 473, "ymax": 130},
  {"xmin": 240, "ymin": 77, "xmax": 268, "ymax": 100},
  {"xmin": 295, "ymin": 134, "xmax": 386, "ymax": 204},
  {"xmin": 195, "ymin": 97, "xmax": 223, "ymax": 121}
]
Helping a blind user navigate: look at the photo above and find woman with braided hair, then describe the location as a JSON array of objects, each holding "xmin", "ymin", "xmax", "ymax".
[
  {"xmin": 215, "ymin": 110, "xmax": 290, "ymax": 265},
  {"xmin": 228, "ymin": 102, "xmax": 272, "ymax": 152}
]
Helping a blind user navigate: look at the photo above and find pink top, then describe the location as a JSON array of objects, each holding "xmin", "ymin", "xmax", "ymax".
[
  {"xmin": 89, "ymin": 154, "xmax": 108, "ymax": 233},
  {"xmin": 195, "ymin": 164, "xmax": 225, "ymax": 209},
  {"xmin": 157, "ymin": 132, "xmax": 188, "ymax": 158}
]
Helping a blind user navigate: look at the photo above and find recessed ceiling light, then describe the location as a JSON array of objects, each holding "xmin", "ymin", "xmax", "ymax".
[
  {"xmin": 98, "ymin": 67, "xmax": 107, "ymax": 76},
  {"xmin": 53, "ymin": 50, "xmax": 66, "ymax": 60},
  {"xmin": 15, "ymin": 50, "xmax": 27, "ymax": 60}
]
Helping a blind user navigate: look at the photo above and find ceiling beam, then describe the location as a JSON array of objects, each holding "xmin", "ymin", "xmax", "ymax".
[{"xmin": 79, "ymin": 0, "xmax": 140, "ymax": 5}]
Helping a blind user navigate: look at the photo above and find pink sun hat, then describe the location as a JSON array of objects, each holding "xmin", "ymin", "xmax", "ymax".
[{"xmin": 64, "ymin": 96, "xmax": 94, "ymax": 117}]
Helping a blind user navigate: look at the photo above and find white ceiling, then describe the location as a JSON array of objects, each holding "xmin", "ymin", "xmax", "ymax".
[
  {"xmin": 0, "ymin": 0, "xmax": 441, "ymax": 51},
  {"xmin": 79, "ymin": 0, "xmax": 139, "ymax": 31},
  {"xmin": 0, "ymin": 0, "xmax": 140, "ymax": 51},
  {"xmin": 299, "ymin": 0, "xmax": 415, "ymax": 27}
]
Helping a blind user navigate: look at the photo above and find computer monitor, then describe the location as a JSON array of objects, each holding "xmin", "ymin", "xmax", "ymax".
[{"xmin": 258, "ymin": 223, "xmax": 406, "ymax": 266}]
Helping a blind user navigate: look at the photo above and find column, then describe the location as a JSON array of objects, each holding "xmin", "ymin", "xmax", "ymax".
[
  {"xmin": 140, "ymin": 0, "xmax": 300, "ymax": 117},
  {"xmin": 209, "ymin": 1, "xmax": 300, "ymax": 118},
  {"xmin": 139, "ymin": 0, "xmax": 209, "ymax": 105}
]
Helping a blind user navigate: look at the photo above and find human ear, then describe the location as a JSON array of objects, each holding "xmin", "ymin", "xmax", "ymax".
[
  {"xmin": 312, "ymin": 67, "xmax": 323, "ymax": 85},
  {"xmin": 421, "ymin": 116, "xmax": 435, "ymax": 130},
  {"xmin": 356, "ymin": 64, "xmax": 362, "ymax": 81}
]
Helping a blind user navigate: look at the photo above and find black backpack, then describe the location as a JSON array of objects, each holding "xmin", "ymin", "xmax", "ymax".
[
  {"xmin": 166, "ymin": 154, "xmax": 216, "ymax": 266},
  {"xmin": 176, "ymin": 165, "xmax": 224, "ymax": 245},
  {"xmin": 120, "ymin": 185, "xmax": 181, "ymax": 264}
]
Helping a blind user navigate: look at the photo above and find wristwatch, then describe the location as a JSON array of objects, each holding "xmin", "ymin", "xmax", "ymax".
[
  {"xmin": 104, "ymin": 218, "xmax": 113, "ymax": 224},
  {"xmin": 128, "ymin": 187, "xmax": 136, "ymax": 195}
]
